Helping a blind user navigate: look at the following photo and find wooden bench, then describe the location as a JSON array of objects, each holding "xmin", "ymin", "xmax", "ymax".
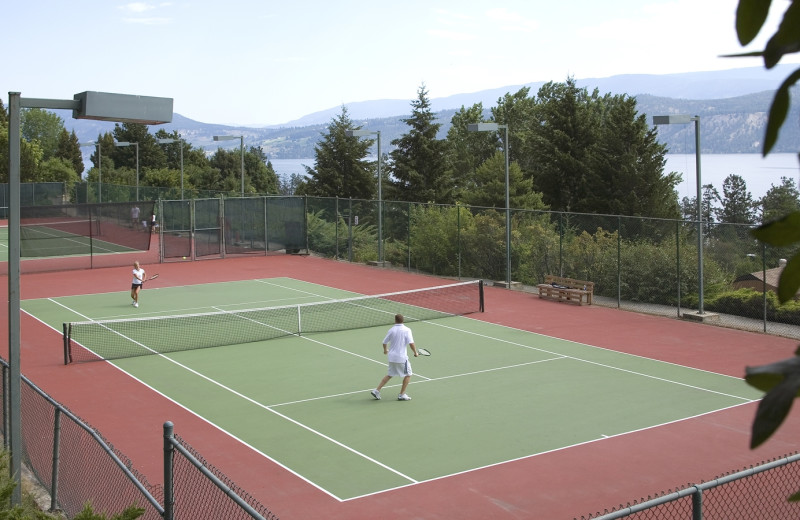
[{"xmin": 536, "ymin": 275, "xmax": 594, "ymax": 305}]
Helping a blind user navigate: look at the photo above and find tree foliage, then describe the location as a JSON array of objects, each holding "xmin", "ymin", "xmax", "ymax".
[
  {"xmin": 388, "ymin": 84, "xmax": 451, "ymax": 204},
  {"xmin": 760, "ymin": 176, "xmax": 800, "ymax": 223},
  {"xmin": 528, "ymin": 78, "xmax": 679, "ymax": 218},
  {"xmin": 731, "ymin": 0, "xmax": 800, "ymax": 502},
  {"xmin": 300, "ymin": 106, "xmax": 375, "ymax": 199}
]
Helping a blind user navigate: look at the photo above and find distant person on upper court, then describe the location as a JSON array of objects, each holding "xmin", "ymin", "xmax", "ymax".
[
  {"xmin": 371, "ymin": 314, "xmax": 419, "ymax": 401},
  {"xmin": 131, "ymin": 205, "xmax": 140, "ymax": 228},
  {"xmin": 130, "ymin": 261, "xmax": 146, "ymax": 308}
]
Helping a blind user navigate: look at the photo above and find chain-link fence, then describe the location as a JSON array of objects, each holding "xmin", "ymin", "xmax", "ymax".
[
  {"xmin": 304, "ymin": 197, "xmax": 800, "ymax": 338},
  {"xmin": 0, "ymin": 360, "xmax": 278, "ymax": 519},
  {"xmin": 159, "ymin": 197, "xmax": 306, "ymax": 261},
  {"xmin": 0, "ymin": 182, "xmax": 68, "ymax": 218},
  {"xmin": 576, "ymin": 452, "xmax": 800, "ymax": 519}
]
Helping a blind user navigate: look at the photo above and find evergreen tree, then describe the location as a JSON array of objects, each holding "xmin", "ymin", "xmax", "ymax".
[
  {"xmin": 388, "ymin": 84, "xmax": 451, "ymax": 203},
  {"xmin": 587, "ymin": 93, "xmax": 680, "ymax": 218},
  {"xmin": 491, "ymin": 87, "xmax": 536, "ymax": 174},
  {"xmin": 529, "ymin": 79, "xmax": 598, "ymax": 213},
  {"xmin": 716, "ymin": 174, "xmax": 756, "ymax": 224},
  {"xmin": 56, "ymin": 129, "xmax": 84, "ymax": 175},
  {"xmin": 445, "ymin": 103, "xmax": 496, "ymax": 202},
  {"xmin": 528, "ymin": 78, "xmax": 679, "ymax": 217},
  {"xmin": 112, "ymin": 123, "xmax": 162, "ymax": 171},
  {"xmin": 760, "ymin": 176, "xmax": 800, "ymax": 223},
  {"xmin": 681, "ymin": 184, "xmax": 720, "ymax": 223},
  {"xmin": 301, "ymin": 106, "xmax": 375, "ymax": 199},
  {"xmin": 461, "ymin": 151, "xmax": 544, "ymax": 210},
  {"xmin": 247, "ymin": 146, "xmax": 279, "ymax": 194}
]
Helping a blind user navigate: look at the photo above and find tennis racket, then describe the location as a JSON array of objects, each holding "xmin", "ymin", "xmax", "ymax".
[
  {"xmin": 417, "ymin": 347, "xmax": 431, "ymax": 356},
  {"xmin": 147, "ymin": 274, "xmax": 159, "ymax": 281}
]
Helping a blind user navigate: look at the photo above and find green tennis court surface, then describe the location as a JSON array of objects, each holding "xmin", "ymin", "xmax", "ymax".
[
  {"xmin": 23, "ymin": 277, "xmax": 762, "ymax": 501},
  {"xmin": 0, "ymin": 223, "xmax": 139, "ymax": 261}
]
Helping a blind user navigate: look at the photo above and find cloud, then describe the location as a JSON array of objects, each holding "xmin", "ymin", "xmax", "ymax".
[
  {"xmin": 427, "ymin": 29, "xmax": 476, "ymax": 42},
  {"xmin": 119, "ymin": 2, "xmax": 156, "ymax": 14},
  {"xmin": 118, "ymin": 2, "xmax": 171, "ymax": 24},
  {"xmin": 123, "ymin": 17, "xmax": 170, "ymax": 25},
  {"xmin": 485, "ymin": 8, "xmax": 538, "ymax": 32}
]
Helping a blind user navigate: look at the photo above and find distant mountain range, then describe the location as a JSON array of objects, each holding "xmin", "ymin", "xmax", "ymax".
[{"xmin": 60, "ymin": 65, "xmax": 800, "ymax": 160}]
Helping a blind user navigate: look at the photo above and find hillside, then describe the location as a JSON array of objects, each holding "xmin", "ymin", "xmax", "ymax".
[{"xmin": 59, "ymin": 65, "xmax": 800, "ymax": 159}]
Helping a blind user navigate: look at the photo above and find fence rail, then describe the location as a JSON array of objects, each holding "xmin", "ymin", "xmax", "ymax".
[{"xmin": 577, "ymin": 452, "xmax": 800, "ymax": 519}]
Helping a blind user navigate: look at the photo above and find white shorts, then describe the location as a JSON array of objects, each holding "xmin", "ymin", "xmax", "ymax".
[{"xmin": 387, "ymin": 360, "xmax": 412, "ymax": 377}]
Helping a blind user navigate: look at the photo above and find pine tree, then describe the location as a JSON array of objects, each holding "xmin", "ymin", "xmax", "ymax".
[
  {"xmin": 716, "ymin": 174, "xmax": 756, "ymax": 224},
  {"xmin": 759, "ymin": 176, "xmax": 800, "ymax": 223},
  {"xmin": 56, "ymin": 129, "xmax": 84, "ymax": 175},
  {"xmin": 388, "ymin": 84, "xmax": 452, "ymax": 203},
  {"xmin": 302, "ymin": 106, "xmax": 375, "ymax": 199}
]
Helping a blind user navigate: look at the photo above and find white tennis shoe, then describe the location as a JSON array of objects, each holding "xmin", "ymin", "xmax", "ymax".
[
  {"xmin": 370, "ymin": 389, "xmax": 381, "ymax": 400},
  {"xmin": 397, "ymin": 394, "xmax": 411, "ymax": 401},
  {"xmin": 133, "ymin": 302, "xmax": 139, "ymax": 308}
]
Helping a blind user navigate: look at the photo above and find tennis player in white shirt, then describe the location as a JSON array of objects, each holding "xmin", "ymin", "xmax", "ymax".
[{"xmin": 371, "ymin": 314, "xmax": 419, "ymax": 401}]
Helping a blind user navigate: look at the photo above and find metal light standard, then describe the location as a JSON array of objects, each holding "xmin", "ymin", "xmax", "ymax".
[
  {"xmin": 345, "ymin": 129, "xmax": 383, "ymax": 264},
  {"xmin": 114, "ymin": 141, "xmax": 140, "ymax": 201},
  {"xmin": 78, "ymin": 140, "xmax": 102, "ymax": 202},
  {"xmin": 213, "ymin": 135, "xmax": 244, "ymax": 197},
  {"xmin": 156, "ymin": 137, "xmax": 184, "ymax": 199},
  {"xmin": 653, "ymin": 115, "xmax": 704, "ymax": 315},
  {"xmin": 468, "ymin": 122, "xmax": 511, "ymax": 287},
  {"xmin": 7, "ymin": 90, "xmax": 172, "ymax": 504}
]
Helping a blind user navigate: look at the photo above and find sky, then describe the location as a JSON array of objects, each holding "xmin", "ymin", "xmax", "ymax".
[{"xmin": 3, "ymin": 0, "xmax": 799, "ymax": 127}]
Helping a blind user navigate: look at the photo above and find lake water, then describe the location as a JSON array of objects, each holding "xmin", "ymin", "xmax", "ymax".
[
  {"xmin": 271, "ymin": 154, "xmax": 800, "ymax": 201},
  {"xmin": 666, "ymin": 153, "xmax": 800, "ymax": 201}
]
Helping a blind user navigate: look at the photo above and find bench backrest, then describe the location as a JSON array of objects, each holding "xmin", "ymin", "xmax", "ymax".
[{"xmin": 544, "ymin": 275, "xmax": 594, "ymax": 291}]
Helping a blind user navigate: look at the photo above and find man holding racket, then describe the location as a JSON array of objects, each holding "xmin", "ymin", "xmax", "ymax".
[
  {"xmin": 371, "ymin": 314, "xmax": 419, "ymax": 401},
  {"xmin": 131, "ymin": 261, "xmax": 146, "ymax": 308}
]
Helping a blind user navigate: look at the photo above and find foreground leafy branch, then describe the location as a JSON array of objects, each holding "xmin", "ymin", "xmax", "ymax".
[{"xmin": 732, "ymin": 0, "xmax": 800, "ymax": 503}]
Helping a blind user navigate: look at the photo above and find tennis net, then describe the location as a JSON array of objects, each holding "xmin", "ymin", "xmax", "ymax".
[{"xmin": 63, "ymin": 279, "xmax": 484, "ymax": 364}]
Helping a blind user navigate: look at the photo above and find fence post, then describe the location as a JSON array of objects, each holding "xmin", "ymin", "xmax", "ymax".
[
  {"xmin": 164, "ymin": 421, "xmax": 175, "ymax": 520},
  {"xmin": 50, "ymin": 408, "xmax": 61, "ymax": 512},
  {"xmin": 2, "ymin": 364, "xmax": 8, "ymax": 451},
  {"xmin": 676, "ymin": 221, "xmax": 682, "ymax": 317},
  {"xmin": 457, "ymin": 205, "xmax": 462, "ymax": 279},
  {"xmin": 220, "ymin": 197, "xmax": 226, "ymax": 259},
  {"xmin": 617, "ymin": 216, "xmax": 622, "ymax": 308},
  {"xmin": 692, "ymin": 487, "xmax": 703, "ymax": 519},
  {"xmin": 762, "ymin": 243, "xmax": 767, "ymax": 333},
  {"xmin": 558, "ymin": 213, "xmax": 564, "ymax": 276}
]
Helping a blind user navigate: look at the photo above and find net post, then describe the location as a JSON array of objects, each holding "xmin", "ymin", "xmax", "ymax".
[
  {"xmin": 62, "ymin": 324, "xmax": 70, "ymax": 365},
  {"xmin": 296, "ymin": 304, "xmax": 302, "ymax": 336},
  {"xmin": 479, "ymin": 280, "xmax": 484, "ymax": 312}
]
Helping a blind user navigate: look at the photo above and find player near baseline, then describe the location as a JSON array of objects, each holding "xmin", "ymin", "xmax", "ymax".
[
  {"xmin": 371, "ymin": 314, "xmax": 419, "ymax": 401},
  {"xmin": 130, "ymin": 261, "xmax": 146, "ymax": 308}
]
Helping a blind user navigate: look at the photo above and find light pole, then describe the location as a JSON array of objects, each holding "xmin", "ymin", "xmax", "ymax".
[
  {"xmin": 114, "ymin": 141, "xmax": 139, "ymax": 201},
  {"xmin": 78, "ymin": 140, "xmax": 102, "ymax": 203},
  {"xmin": 345, "ymin": 129, "xmax": 383, "ymax": 264},
  {"xmin": 653, "ymin": 114, "xmax": 703, "ymax": 315},
  {"xmin": 156, "ymin": 137, "xmax": 184, "ymax": 199},
  {"xmin": 213, "ymin": 135, "xmax": 244, "ymax": 197},
  {"xmin": 7, "ymin": 90, "xmax": 172, "ymax": 504},
  {"xmin": 468, "ymin": 122, "xmax": 511, "ymax": 287}
]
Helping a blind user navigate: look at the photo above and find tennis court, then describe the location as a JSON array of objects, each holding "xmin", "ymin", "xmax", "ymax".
[
  {"xmin": 22, "ymin": 275, "xmax": 763, "ymax": 502},
  {"xmin": 0, "ymin": 220, "xmax": 142, "ymax": 262}
]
